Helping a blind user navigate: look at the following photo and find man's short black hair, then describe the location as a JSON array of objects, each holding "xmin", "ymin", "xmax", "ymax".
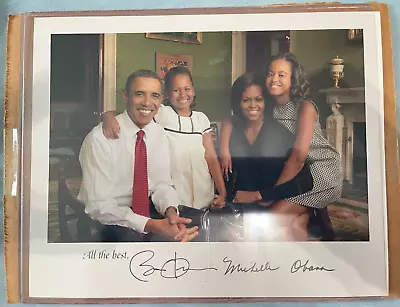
[{"xmin": 124, "ymin": 69, "xmax": 162, "ymax": 94}]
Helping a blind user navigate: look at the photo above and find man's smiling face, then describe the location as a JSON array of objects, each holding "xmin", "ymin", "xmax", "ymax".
[{"xmin": 123, "ymin": 76, "xmax": 163, "ymax": 128}]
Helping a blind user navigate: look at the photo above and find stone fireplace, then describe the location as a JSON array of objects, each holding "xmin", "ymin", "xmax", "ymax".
[{"xmin": 319, "ymin": 87, "xmax": 367, "ymax": 202}]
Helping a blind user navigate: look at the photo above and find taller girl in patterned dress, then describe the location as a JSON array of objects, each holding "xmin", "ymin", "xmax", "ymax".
[
  {"xmin": 220, "ymin": 52, "xmax": 342, "ymax": 241},
  {"xmin": 103, "ymin": 66, "xmax": 226, "ymax": 210}
]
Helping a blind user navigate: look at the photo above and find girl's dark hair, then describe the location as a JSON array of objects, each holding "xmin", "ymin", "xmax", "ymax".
[
  {"xmin": 163, "ymin": 66, "xmax": 196, "ymax": 108},
  {"xmin": 230, "ymin": 72, "xmax": 273, "ymax": 122},
  {"xmin": 267, "ymin": 52, "xmax": 311, "ymax": 104}
]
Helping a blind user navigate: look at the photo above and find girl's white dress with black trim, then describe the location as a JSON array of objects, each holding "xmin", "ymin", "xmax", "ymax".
[{"xmin": 155, "ymin": 105, "xmax": 214, "ymax": 209}]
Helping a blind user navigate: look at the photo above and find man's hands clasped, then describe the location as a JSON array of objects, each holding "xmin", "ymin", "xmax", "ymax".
[{"xmin": 164, "ymin": 207, "xmax": 198, "ymax": 242}]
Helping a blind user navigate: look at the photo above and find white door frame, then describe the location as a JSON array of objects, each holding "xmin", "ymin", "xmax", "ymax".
[
  {"xmin": 231, "ymin": 31, "xmax": 246, "ymax": 84},
  {"xmin": 103, "ymin": 33, "xmax": 117, "ymax": 112}
]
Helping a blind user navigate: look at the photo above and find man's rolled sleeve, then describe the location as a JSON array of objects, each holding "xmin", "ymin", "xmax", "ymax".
[{"xmin": 149, "ymin": 131, "xmax": 180, "ymax": 215}]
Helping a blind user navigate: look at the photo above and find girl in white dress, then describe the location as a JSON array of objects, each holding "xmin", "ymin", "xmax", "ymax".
[{"xmin": 103, "ymin": 66, "xmax": 226, "ymax": 209}]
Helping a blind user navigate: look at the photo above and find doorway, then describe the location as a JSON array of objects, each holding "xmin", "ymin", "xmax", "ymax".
[
  {"xmin": 48, "ymin": 34, "xmax": 104, "ymax": 242},
  {"xmin": 50, "ymin": 34, "xmax": 104, "ymax": 157},
  {"xmin": 246, "ymin": 31, "xmax": 291, "ymax": 75}
]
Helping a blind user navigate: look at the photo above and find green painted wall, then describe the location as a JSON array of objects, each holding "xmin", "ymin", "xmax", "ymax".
[
  {"xmin": 116, "ymin": 32, "xmax": 232, "ymax": 121},
  {"xmin": 291, "ymin": 29, "xmax": 364, "ymax": 127}
]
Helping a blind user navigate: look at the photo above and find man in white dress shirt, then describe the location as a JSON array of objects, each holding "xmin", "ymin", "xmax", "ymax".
[{"xmin": 78, "ymin": 69, "xmax": 198, "ymax": 242}]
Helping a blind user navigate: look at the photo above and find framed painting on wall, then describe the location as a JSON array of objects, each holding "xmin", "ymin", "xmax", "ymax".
[
  {"xmin": 146, "ymin": 32, "xmax": 202, "ymax": 44},
  {"xmin": 348, "ymin": 29, "xmax": 363, "ymax": 40},
  {"xmin": 155, "ymin": 52, "xmax": 193, "ymax": 79}
]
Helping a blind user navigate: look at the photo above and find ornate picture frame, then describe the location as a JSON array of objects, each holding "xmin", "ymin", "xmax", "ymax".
[
  {"xmin": 146, "ymin": 32, "xmax": 202, "ymax": 44},
  {"xmin": 155, "ymin": 52, "xmax": 193, "ymax": 79}
]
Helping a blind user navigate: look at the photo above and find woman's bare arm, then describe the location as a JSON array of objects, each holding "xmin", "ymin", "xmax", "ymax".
[
  {"xmin": 203, "ymin": 132, "xmax": 227, "ymax": 206},
  {"xmin": 274, "ymin": 101, "xmax": 316, "ymax": 186},
  {"xmin": 219, "ymin": 117, "xmax": 234, "ymax": 178}
]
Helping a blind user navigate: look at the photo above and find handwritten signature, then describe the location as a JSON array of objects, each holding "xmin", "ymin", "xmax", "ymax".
[
  {"xmin": 222, "ymin": 257, "xmax": 280, "ymax": 275},
  {"xmin": 128, "ymin": 251, "xmax": 334, "ymax": 282},
  {"xmin": 129, "ymin": 250, "xmax": 217, "ymax": 282},
  {"xmin": 290, "ymin": 259, "xmax": 335, "ymax": 273}
]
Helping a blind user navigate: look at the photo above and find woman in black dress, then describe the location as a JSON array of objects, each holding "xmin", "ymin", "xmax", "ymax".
[{"xmin": 225, "ymin": 72, "xmax": 314, "ymax": 241}]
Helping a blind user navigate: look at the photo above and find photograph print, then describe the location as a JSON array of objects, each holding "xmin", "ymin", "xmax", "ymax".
[
  {"xmin": 48, "ymin": 29, "xmax": 369, "ymax": 244},
  {"xmin": 22, "ymin": 6, "xmax": 389, "ymax": 300}
]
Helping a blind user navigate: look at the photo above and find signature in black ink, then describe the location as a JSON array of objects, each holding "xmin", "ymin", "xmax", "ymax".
[
  {"xmin": 290, "ymin": 259, "xmax": 335, "ymax": 273},
  {"xmin": 129, "ymin": 250, "xmax": 218, "ymax": 282},
  {"xmin": 222, "ymin": 257, "xmax": 280, "ymax": 275}
]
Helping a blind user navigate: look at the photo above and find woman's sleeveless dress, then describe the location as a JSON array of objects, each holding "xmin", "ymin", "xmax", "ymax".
[{"xmin": 273, "ymin": 101, "xmax": 343, "ymax": 208}]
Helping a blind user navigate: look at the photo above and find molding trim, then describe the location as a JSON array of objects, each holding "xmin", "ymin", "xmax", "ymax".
[
  {"xmin": 103, "ymin": 33, "xmax": 117, "ymax": 111},
  {"xmin": 231, "ymin": 31, "xmax": 246, "ymax": 84}
]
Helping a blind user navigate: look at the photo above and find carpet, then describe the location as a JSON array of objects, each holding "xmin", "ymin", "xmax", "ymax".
[
  {"xmin": 47, "ymin": 179, "xmax": 370, "ymax": 243},
  {"xmin": 326, "ymin": 202, "xmax": 369, "ymax": 241}
]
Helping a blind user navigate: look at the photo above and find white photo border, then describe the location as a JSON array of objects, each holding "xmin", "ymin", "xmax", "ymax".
[{"xmin": 25, "ymin": 10, "xmax": 388, "ymax": 299}]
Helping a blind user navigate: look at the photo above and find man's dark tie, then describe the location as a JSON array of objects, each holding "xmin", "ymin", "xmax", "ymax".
[{"xmin": 132, "ymin": 130, "xmax": 149, "ymax": 218}]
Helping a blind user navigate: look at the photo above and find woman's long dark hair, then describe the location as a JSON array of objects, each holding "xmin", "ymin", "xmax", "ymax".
[
  {"xmin": 267, "ymin": 52, "xmax": 311, "ymax": 104},
  {"xmin": 230, "ymin": 72, "xmax": 273, "ymax": 122}
]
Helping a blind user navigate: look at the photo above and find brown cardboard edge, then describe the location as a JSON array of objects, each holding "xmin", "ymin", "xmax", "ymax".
[
  {"xmin": 20, "ymin": 13, "xmax": 34, "ymax": 304},
  {"xmin": 21, "ymin": 296, "xmax": 386, "ymax": 305},
  {"xmin": 21, "ymin": 2, "xmax": 377, "ymax": 18},
  {"xmin": 369, "ymin": 1, "xmax": 400, "ymax": 299},
  {"xmin": 4, "ymin": 14, "xmax": 22, "ymax": 304},
  {"xmin": 11, "ymin": 1, "xmax": 397, "ymax": 304}
]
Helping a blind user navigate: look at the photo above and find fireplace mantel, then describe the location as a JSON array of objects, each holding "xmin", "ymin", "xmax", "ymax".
[
  {"xmin": 319, "ymin": 87, "xmax": 366, "ymax": 185},
  {"xmin": 320, "ymin": 87, "xmax": 365, "ymax": 105}
]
